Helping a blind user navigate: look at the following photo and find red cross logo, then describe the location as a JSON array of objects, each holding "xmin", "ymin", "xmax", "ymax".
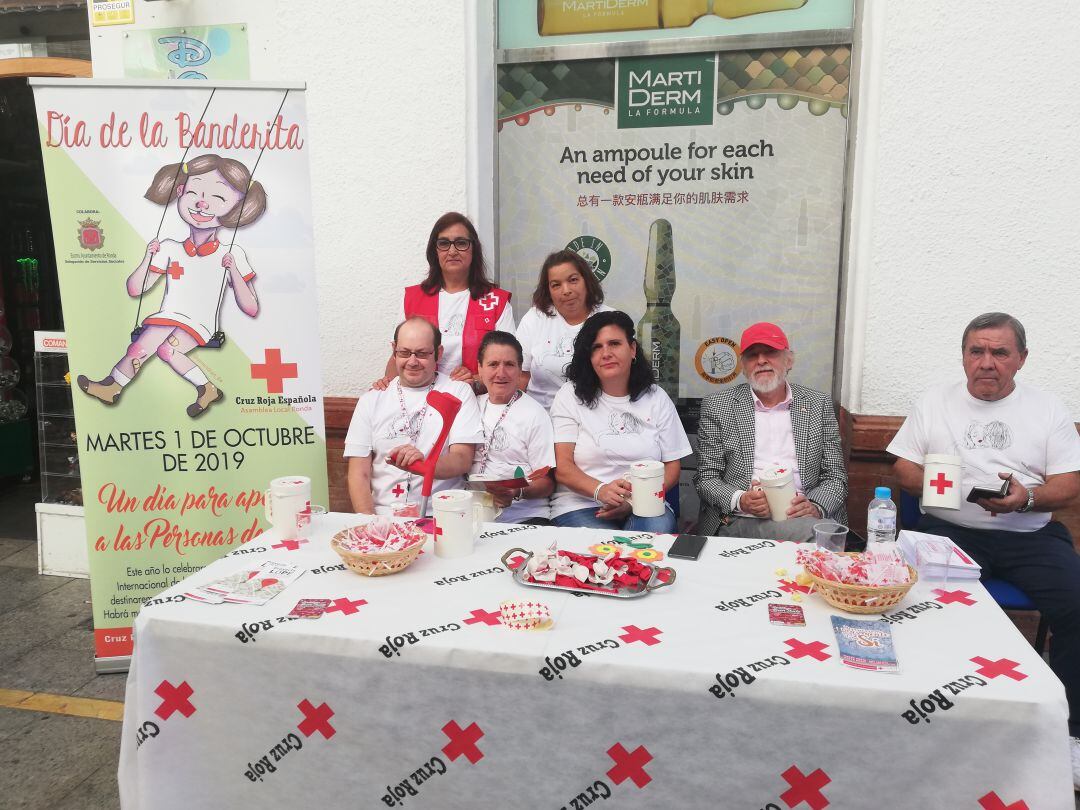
[
  {"xmin": 166, "ymin": 260, "xmax": 184, "ymax": 280},
  {"xmin": 780, "ymin": 765, "xmax": 831, "ymax": 809},
  {"xmin": 433, "ymin": 521, "xmax": 444, "ymax": 539},
  {"xmin": 654, "ymin": 489, "xmax": 664, "ymax": 500},
  {"xmin": 441, "ymin": 720, "xmax": 484, "ymax": 764},
  {"xmin": 325, "ymin": 597, "xmax": 368, "ymax": 616},
  {"xmin": 477, "ymin": 292, "xmax": 499, "ymax": 312},
  {"xmin": 783, "ymin": 638, "xmax": 831, "ymax": 662},
  {"xmin": 776, "ymin": 468, "xmax": 787, "ymax": 473},
  {"xmin": 506, "ymin": 554, "xmax": 526, "ymax": 570},
  {"xmin": 929, "ymin": 472, "xmax": 954, "ymax": 496},
  {"xmin": 606, "ymin": 742, "xmax": 653, "ymax": 788},
  {"xmin": 271, "ymin": 538, "xmax": 308, "ymax": 551},
  {"xmin": 250, "ymin": 348, "xmax": 299, "ymax": 394},
  {"xmin": 932, "ymin": 588, "xmax": 975, "ymax": 606},
  {"xmin": 978, "ymin": 791, "xmax": 1028, "ymax": 810},
  {"xmin": 619, "ymin": 625, "xmax": 663, "ymax": 646},
  {"xmin": 153, "ymin": 679, "xmax": 195, "ymax": 721},
  {"xmin": 778, "ymin": 579, "xmax": 812, "ymax": 594},
  {"xmin": 970, "ymin": 656, "xmax": 1027, "ymax": 681},
  {"xmin": 392, "ymin": 484, "xmax": 406, "ymax": 497},
  {"xmin": 297, "ymin": 699, "xmax": 336, "ymax": 739},
  {"xmin": 463, "ymin": 608, "xmax": 502, "ymax": 626}
]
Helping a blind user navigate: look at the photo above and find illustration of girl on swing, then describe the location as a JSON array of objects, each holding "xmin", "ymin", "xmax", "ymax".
[{"xmin": 77, "ymin": 153, "xmax": 266, "ymax": 418}]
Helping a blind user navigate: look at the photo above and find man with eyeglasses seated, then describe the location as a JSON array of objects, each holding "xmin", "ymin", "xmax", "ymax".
[{"xmin": 345, "ymin": 317, "xmax": 484, "ymax": 515}]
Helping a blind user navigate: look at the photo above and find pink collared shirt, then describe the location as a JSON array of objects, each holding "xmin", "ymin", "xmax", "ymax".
[{"xmin": 731, "ymin": 384, "xmax": 803, "ymax": 515}]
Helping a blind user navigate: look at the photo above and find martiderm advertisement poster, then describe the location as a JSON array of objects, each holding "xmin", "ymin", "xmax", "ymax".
[
  {"xmin": 497, "ymin": 47, "xmax": 850, "ymax": 422},
  {"xmin": 31, "ymin": 79, "xmax": 327, "ymax": 661}
]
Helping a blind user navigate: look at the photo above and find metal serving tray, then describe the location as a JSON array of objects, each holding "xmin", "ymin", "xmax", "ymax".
[{"xmin": 500, "ymin": 547, "xmax": 676, "ymax": 599}]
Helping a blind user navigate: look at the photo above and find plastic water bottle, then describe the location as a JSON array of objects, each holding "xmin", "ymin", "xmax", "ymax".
[{"xmin": 867, "ymin": 486, "xmax": 897, "ymax": 546}]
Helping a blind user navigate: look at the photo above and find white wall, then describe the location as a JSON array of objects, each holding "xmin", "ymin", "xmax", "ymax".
[{"xmin": 845, "ymin": 0, "xmax": 1080, "ymax": 417}]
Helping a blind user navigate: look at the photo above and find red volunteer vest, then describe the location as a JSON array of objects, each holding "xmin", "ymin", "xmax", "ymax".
[{"xmin": 403, "ymin": 284, "xmax": 512, "ymax": 374}]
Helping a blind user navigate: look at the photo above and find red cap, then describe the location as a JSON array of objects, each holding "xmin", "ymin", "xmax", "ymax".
[{"xmin": 740, "ymin": 322, "xmax": 789, "ymax": 353}]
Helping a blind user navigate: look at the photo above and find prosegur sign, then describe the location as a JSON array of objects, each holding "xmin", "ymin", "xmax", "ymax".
[{"xmin": 618, "ymin": 53, "xmax": 715, "ymax": 129}]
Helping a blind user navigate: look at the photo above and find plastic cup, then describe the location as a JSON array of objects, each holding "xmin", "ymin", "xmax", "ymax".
[
  {"xmin": 813, "ymin": 521, "xmax": 847, "ymax": 553},
  {"xmin": 296, "ymin": 505, "xmax": 327, "ymax": 539}
]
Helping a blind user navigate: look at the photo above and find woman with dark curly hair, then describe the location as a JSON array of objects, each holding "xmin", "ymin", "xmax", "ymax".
[
  {"xmin": 549, "ymin": 310, "xmax": 690, "ymax": 531},
  {"xmin": 375, "ymin": 211, "xmax": 515, "ymax": 388}
]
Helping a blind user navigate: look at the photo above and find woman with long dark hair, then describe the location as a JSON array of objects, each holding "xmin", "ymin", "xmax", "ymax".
[
  {"xmin": 515, "ymin": 249, "xmax": 611, "ymax": 409},
  {"xmin": 376, "ymin": 212, "xmax": 514, "ymax": 387},
  {"xmin": 549, "ymin": 310, "xmax": 690, "ymax": 531}
]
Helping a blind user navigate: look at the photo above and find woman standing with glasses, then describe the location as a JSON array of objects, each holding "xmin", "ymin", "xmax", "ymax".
[
  {"xmin": 550, "ymin": 310, "xmax": 691, "ymax": 532},
  {"xmin": 376, "ymin": 212, "xmax": 515, "ymax": 388}
]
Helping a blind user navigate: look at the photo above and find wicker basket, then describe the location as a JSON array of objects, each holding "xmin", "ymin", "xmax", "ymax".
[
  {"xmin": 330, "ymin": 528, "xmax": 425, "ymax": 577},
  {"xmin": 805, "ymin": 563, "xmax": 918, "ymax": 614}
]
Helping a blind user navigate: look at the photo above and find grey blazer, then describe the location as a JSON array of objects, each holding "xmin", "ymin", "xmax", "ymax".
[{"xmin": 693, "ymin": 382, "xmax": 847, "ymax": 535}]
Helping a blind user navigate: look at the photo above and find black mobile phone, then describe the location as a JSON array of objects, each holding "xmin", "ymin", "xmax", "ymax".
[
  {"xmin": 966, "ymin": 480, "xmax": 1009, "ymax": 503},
  {"xmin": 668, "ymin": 533, "xmax": 707, "ymax": 560}
]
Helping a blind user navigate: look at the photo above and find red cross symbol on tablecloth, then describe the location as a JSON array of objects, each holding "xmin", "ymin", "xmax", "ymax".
[
  {"xmin": 783, "ymin": 638, "xmax": 831, "ymax": 662},
  {"xmin": 780, "ymin": 765, "xmax": 831, "ymax": 809},
  {"xmin": 392, "ymin": 484, "xmax": 406, "ymax": 497},
  {"xmin": 619, "ymin": 625, "xmax": 663, "ymax": 646},
  {"xmin": 153, "ymin": 679, "xmax": 195, "ymax": 721},
  {"xmin": 933, "ymin": 588, "xmax": 975, "ymax": 606},
  {"xmin": 441, "ymin": 720, "xmax": 484, "ymax": 763},
  {"xmin": 978, "ymin": 791, "xmax": 1029, "ymax": 810},
  {"xmin": 778, "ymin": 579, "xmax": 812, "ymax": 594},
  {"xmin": 165, "ymin": 260, "xmax": 184, "ymax": 280},
  {"xmin": 325, "ymin": 597, "xmax": 368, "ymax": 616},
  {"xmin": 463, "ymin": 608, "xmax": 502, "ymax": 626},
  {"xmin": 250, "ymin": 348, "xmax": 299, "ymax": 394},
  {"xmin": 477, "ymin": 292, "xmax": 499, "ymax": 312},
  {"xmin": 606, "ymin": 742, "xmax": 653, "ymax": 788},
  {"xmin": 970, "ymin": 656, "xmax": 1027, "ymax": 681},
  {"xmin": 271, "ymin": 538, "xmax": 308, "ymax": 551},
  {"xmin": 929, "ymin": 472, "xmax": 954, "ymax": 495},
  {"xmin": 297, "ymin": 699, "xmax": 336, "ymax": 739}
]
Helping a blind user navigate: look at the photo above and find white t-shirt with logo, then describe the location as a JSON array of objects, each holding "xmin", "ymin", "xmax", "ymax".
[
  {"xmin": 549, "ymin": 382, "xmax": 692, "ymax": 518},
  {"xmin": 400, "ymin": 290, "xmax": 516, "ymax": 377},
  {"xmin": 471, "ymin": 392, "xmax": 556, "ymax": 523},
  {"xmin": 887, "ymin": 381, "xmax": 1080, "ymax": 531},
  {"xmin": 344, "ymin": 374, "xmax": 484, "ymax": 515},
  {"xmin": 515, "ymin": 304, "xmax": 613, "ymax": 410}
]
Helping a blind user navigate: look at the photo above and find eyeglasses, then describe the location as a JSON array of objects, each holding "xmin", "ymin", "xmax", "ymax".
[
  {"xmin": 435, "ymin": 237, "xmax": 474, "ymax": 252},
  {"xmin": 393, "ymin": 348, "xmax": 435, "ymax": 360}
]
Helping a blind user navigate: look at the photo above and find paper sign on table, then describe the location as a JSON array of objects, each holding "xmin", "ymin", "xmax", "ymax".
[
  {"xmin": 191, "ymin": 561, "xmax": 304, "ymax": 606},
  {"xmin": 831, "ymin": 616, "xmax": 899, "ymax": 673}
]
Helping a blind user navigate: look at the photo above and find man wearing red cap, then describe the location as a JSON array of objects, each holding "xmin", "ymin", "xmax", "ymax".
[{"xmin": 694, "ymin": 322, "xmax": 847, "ymax": 540}]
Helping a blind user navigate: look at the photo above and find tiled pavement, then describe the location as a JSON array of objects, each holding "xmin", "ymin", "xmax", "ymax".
[{"xmin": 0, "ymin": 481, "xmax": 122, "ymax": 810}]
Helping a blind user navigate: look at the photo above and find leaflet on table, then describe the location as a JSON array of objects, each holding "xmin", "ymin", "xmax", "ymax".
[
  {"xmin": 185, "ymin": 561, "xmax": 303, "ymax": 606},
  {"xmin": 831, "ymin": 616, "xmax": 899, "ymax": 673},
  {"xmin": 897, "ymin": 530, "xmax": 981, "ymax": 580}
]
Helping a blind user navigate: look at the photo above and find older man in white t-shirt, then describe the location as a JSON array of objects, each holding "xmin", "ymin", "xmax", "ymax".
[
  {"xmin": 345, "ymin": 317, "xmax": 483, "ymax": 515},
  {"xmin": 888, "ymin": 312, "xmax": 1080, "ymax": 787}
]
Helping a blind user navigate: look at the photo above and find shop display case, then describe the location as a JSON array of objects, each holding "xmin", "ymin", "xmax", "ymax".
[{"xmin": 34, "ymin": 330, "xmax": 87, "ymax": 578}]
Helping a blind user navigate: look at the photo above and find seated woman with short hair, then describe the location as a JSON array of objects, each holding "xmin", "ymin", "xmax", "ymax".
[{"xmin": 549, "ymin": 310, "xmax": 690, "ymax": 532}]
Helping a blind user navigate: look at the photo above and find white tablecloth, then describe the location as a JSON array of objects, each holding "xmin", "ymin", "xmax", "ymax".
[{"xmin": 118, "ymin": 513, "xmax": 1073, "ymax": 809}]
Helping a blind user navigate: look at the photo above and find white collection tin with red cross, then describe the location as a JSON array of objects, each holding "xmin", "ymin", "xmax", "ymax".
[{"xmin": 922, "ymin": 454, "xmax": 962, "ymax": 509}]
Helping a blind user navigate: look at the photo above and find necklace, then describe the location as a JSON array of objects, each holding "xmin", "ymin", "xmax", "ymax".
[
  {"xmin": 477, "ymin": 391, "xmax": 521, "ymax": 474},
  {"xmin": 396, "ymin": 378, "xmax": 436, "ymax": 444}
]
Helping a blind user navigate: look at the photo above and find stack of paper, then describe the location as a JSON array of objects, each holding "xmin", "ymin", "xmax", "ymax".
[
  {"xmin": 897, "ymin": 530, "xmax": 981, "ymax": 580},
  {"xmin": 185, "ymin": 561, "xmax": 304, "ymax": 605}
]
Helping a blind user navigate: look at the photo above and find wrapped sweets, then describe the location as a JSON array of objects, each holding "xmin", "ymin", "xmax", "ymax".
[
  {"xmin": 796, "ymin": 546, "xmax": 910, "ymax": 587},
  {"xmin": 525, "ymin": 542, "xmax": 657, "ymax": 591},
  {"xmin": 339, "ymin": 517, "xmax": 425, "ymax": 554}
]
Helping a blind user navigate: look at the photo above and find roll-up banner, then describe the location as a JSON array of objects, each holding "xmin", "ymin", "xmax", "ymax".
[{"xmin": 30, "ymin": 79, "xmax": 327, "ymax": 667}]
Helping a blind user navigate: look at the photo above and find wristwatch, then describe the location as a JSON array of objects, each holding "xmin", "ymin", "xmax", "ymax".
[{"xmin": 1016, "ymin": 487, "xmax": 1036, "ymax": 513}]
